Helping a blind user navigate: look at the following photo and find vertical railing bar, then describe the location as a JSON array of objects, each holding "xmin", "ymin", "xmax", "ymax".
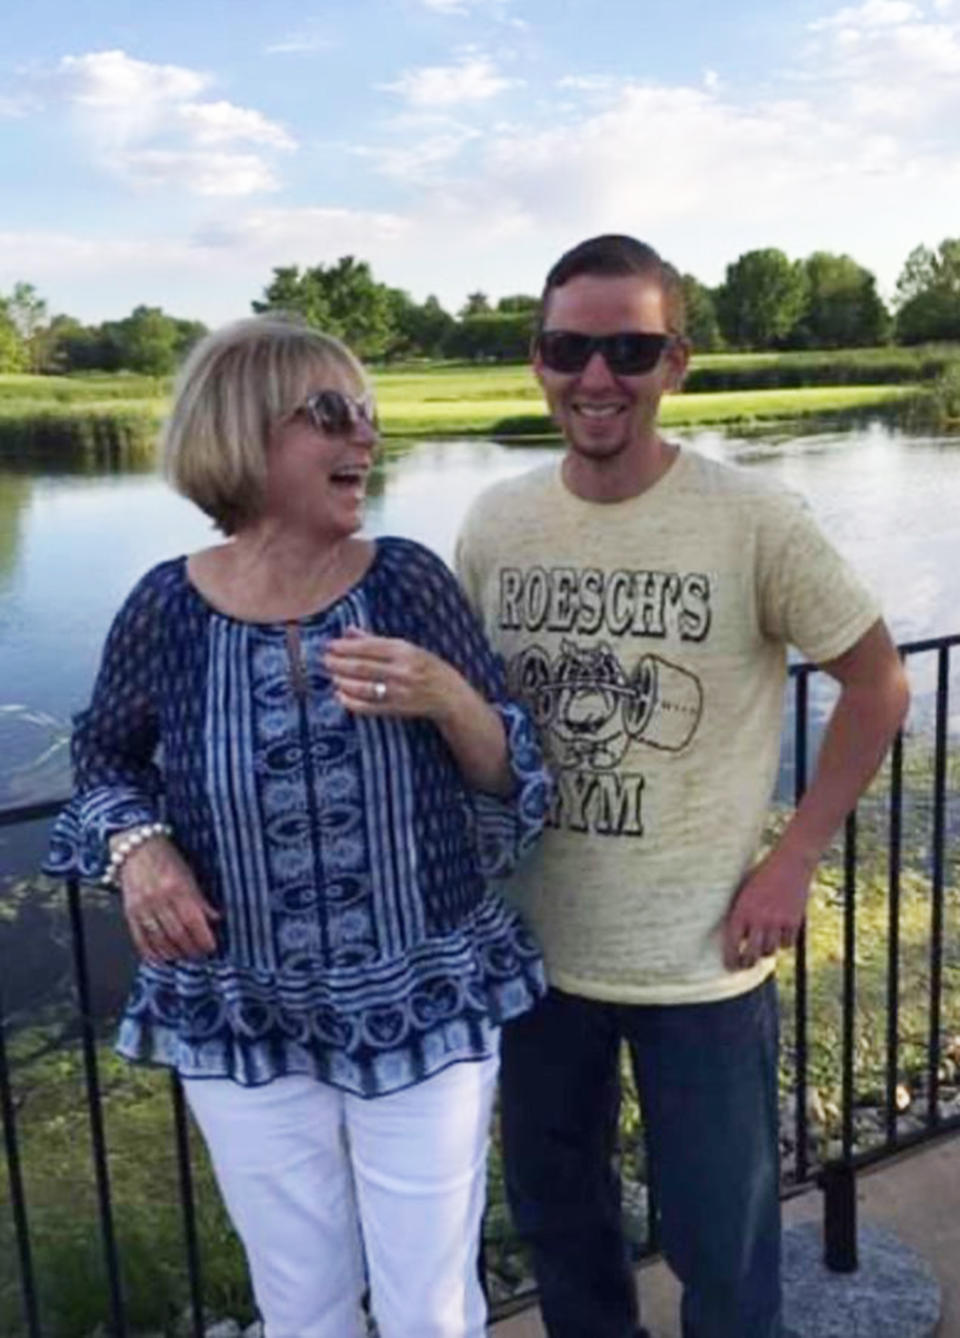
[
  {"xmin": 66, "ymin": 876, "xmax": 128, "ymax": 1337},
  {"xmin": 0, "ymin": 1002, "xmax": 42, "ymax": 1338},
  {"xmin": 170, "ymin": 1074, "xmax": 205, "ymax": 1338},
  {"xmin": 884, "ymin": 729, "xmax": 904, "ymax": 1145},
  {"xmin": 927, "ymin": 645, "xmax": 949, "ymax": 1126},
  {"xmin": 841, "ymin": 811, "xmax": 857, "ymax": 1161},
  {"xmin": 645, "ymin": 1174, "xmax": 659, "ymax": 1254},
  {"xmin": 793, "ymin": 669, "xmax": 810, "ymax": 1183}
]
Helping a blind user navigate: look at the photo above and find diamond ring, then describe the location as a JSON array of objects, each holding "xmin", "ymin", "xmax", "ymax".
[
  {"xmin": 373, "ymin": 680, "xmax": 387, "ymax": 701},
  {"xmin": 141, "ymin": 916, "xmax": 162, "ymax": 933}
]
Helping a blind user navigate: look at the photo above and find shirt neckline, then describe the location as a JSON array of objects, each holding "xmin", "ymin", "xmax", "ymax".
[
  {"xmin": 551, "ymin": 442, "xmax": 689, "ymax": 512},
  {"xmin": 176, "ymin": 538, "xmax": 383, "ymax": 628}
]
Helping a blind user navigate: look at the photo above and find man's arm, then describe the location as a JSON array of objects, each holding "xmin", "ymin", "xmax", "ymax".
[{"xmin": 723, "ymin": 619, "xmax": 910, "ymax": 969}]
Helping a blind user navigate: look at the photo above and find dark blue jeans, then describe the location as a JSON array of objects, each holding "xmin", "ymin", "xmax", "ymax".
[{"xmin": 499, "ymin": 977, "xmax": 782, "ymax": 1338}]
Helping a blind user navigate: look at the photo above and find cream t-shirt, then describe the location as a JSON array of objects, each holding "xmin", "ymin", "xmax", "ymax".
[{"xmin": 456, "ymin": 448, "xmax": 880, "ymax": 1004}]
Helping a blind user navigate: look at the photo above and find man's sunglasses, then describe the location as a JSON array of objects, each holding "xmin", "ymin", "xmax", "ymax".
[
  {"xmin": 536, "ymin": 330, "xmax": 673, "ymax": 376},
  {"xmin": 295, "ymin": 388, "xmax": 379, "ymax": 436}
]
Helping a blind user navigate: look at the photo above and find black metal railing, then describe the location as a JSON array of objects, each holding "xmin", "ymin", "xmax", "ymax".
[
  {"xmin": 785, "ymin": 633, "xmax": 960, "ymax": 1272},
  {"xmin": 2, "ymin": 633, "xmax": 960, "ymax": 1332}
]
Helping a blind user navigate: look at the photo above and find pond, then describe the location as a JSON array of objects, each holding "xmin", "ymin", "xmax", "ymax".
[
  {"xmin": 1, "ymin": 420, "xmax": 959, "ymax": 809},
  {"xmin": 1, "ymin": 419, "xmax": 959, "ymax": 1019}
]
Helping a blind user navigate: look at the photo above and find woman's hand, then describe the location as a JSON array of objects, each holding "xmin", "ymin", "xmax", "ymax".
[
  {"xmin": 325, "ymin": 626, "xmax": 456, "ymax": 721},
  {"xmin": 325, "ymin": 626, "xmax": 512, "ymax": 794},
  {"xmin": 117, "ymin": 835, "xmax": 221, "ymax": 964}
]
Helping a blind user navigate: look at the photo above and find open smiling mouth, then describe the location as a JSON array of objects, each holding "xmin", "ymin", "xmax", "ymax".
[
  {"xmin": 329, "ymin": 466, "xmax": 368, "ymax": 490},
  {"xmin": 573, "ymin": 403, "xmax": 628, "ymax": 420}
]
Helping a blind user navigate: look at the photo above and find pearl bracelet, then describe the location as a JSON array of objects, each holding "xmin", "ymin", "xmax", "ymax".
[{"xmin": 102, "ymin": 821, "xmax": 173, "ymax": 889}]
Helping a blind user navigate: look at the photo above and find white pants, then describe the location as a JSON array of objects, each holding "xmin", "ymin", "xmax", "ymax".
[{"xmin": 184, "ymin": 1054, "xmax": 498, "ymax": 1338}]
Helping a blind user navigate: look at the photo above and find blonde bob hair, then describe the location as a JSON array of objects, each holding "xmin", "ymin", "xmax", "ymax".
[{"xmin": 163, "ymin": 315, "xmax": 369, "ymax": 535}]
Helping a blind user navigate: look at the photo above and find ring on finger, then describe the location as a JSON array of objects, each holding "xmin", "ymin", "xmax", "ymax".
[
  {"xmin": 373, "ymin": 680, "xmax": 387, "ymax": 701},
  {"xmin": 140, "ymin": 916, "xmax": 162, "ymax": 933}
]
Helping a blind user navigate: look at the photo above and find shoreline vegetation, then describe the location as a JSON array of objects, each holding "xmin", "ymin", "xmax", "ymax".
[{"xmin": 0, "ymin": 344, "xmax": 958, "ymax": 466}]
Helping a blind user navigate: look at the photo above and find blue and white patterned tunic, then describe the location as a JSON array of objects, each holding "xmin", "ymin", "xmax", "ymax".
[{"xmin": 45, "ymin": 538, "xmax": 551, "ymax": 1096}]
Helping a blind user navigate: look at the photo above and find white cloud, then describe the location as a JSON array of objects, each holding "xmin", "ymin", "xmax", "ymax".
[
  {"xmin": 352, "ymin": 128, "xmax": 479, "ymax": 180},
  {"xmin": 416, "ymin": 0, "xmax": 517, "ymax": 13},
  {"xmin": 810, "ymin": 1, "xmax": 921, "ymax": 29},
  {"xmin": 801, "ymin": 1, "xmax": 960, "ymax": 127},
  {"xmin": 119, "ymin": 151, "xmax": 281, "ymax": 197},
  {"xmin": 195, "ymin": 206, "xmax": 413, "ymax": 255},
  {"xmin": 264, "ymin": 25, "xmax": 334, "ymax": 54},
  {"xmin": 556, "ymin": 75, "xmax": 618, "ymax": 94},
  {"xmin": 39, "ymin": 50, "xmax": 295, "ymax": 196},
  {"xmin": 0, "ymin": 210, "xmax": 419, "ymax": 322},
  {"xmin": 382, "ymin": 55, "xmax": 518, "ymax": 106},
  {"xmin": 0, "ymin": 229, "xmax": 196, "ymax": 275},
  {"xmin": 56, "ymin": 49, "xmax": 207, "ymax": 108},
  {"xmin": 177, "ymin": 101, "xmax": 296, "ymax": 151}
]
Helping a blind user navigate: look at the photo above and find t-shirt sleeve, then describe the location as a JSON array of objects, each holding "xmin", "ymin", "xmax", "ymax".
[{"xmin": 757, "ymin": 500, "xmax": 881, "ymax": 664}]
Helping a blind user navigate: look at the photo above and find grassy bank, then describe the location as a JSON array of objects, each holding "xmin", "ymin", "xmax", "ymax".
[
  {"xmin": 391, "ymin": 384, "xmax": 919, "ymax": 438},
  {"xmin": 0, "ymin": 399, "xmax": 166, "ymax": 466},
  {"xmin": 0, "ymin": 357, "xmax": 941, "ymax": 461}
]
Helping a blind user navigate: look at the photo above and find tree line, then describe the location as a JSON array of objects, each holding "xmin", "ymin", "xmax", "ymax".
[{"xmin": 2, "ymin": 240, "xmax": 959, "ymax": 376}]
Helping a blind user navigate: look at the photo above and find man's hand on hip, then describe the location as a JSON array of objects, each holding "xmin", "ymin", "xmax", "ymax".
[{"xmin": 722, "ymin": 847, "xmax": 813, "ymax": 970}]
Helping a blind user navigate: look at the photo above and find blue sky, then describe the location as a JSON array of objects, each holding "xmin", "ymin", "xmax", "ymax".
[{"xmin": 1, "ymin": 0, "xmax": 958, "ymax": 325}]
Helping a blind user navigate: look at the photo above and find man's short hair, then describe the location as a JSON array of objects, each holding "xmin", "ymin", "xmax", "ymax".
[
  {"xmin": 539, "ymin": 234, "xmax": 686, "ymax": 335},
  {"xmin": 163, "ymin": 315, "xmax": 368, "ymax": 535}
]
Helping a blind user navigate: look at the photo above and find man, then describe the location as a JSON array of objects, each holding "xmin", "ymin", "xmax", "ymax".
[{"xmin": 455, "ymin": 235, "xmax": 909, "ymax": 1338}]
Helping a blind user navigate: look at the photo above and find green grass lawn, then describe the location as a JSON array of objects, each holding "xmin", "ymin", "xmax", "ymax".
[
  {"xmin": 0, "ymin": 363, "xmax": 928, "ymax": 454},
  {"xmin": 375, "ymin": 380, "xmax": 918, "ymax": 436}
]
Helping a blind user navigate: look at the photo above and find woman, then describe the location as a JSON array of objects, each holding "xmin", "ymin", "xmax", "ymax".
[{"xmin": 45, "ymin": 316, "xmax": 551, "ymax": 1338}]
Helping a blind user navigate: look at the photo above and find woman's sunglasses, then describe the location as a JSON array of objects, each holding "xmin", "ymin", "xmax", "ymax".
[
  {"xmin": 295, "ymin": 388, "xmax": 379, "ymax": 436},
  {"xmin": 536, "ymin": 330, "xmax": 673, "ymax": 376}
]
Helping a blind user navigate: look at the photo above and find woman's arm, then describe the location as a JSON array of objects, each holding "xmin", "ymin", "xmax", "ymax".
[
  {"xmin": 46, "ymin": 576, "xmax": 167, "ymax": 882},
  {"xmin": 45, "ymin": 570, "xmax": 219, "ymax": 960}
]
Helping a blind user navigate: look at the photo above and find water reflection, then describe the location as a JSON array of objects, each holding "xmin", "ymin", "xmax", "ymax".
[{"xmin": 0, "ymin": 472, "xmax": 32, "ymax": 590}]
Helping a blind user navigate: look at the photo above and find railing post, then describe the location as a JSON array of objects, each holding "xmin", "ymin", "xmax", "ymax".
[
  {"xmin": 66, "ymin": 875, "xmax": 128, "ymax": 1337},
  {"xmin": 793, "ymin": 668, "xmax": 810, "ymax": 1185},
  {"xmin": 170, "ymin": 1073, "xmax": 206, "ymax": 1338},
  {"xmin": 821, "ymin": 1161, "xmax": 858, "ymax": 1273},
  {"xmin": 926, "ymin": 645, "xmax": 949, "ymax": 1128},
  {"xmin": 0, "ymin": 999, "xmax": 42, "ymax": 1337}
]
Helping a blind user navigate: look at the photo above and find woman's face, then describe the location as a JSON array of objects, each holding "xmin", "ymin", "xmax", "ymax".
[{"xmin": 259, "ymin": 362, "xmax": 379, "ymax": 539}]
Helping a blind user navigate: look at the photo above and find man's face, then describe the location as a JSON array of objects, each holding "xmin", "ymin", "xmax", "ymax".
[{"xmin": 533, "ymin": 273, "xmax": 687, "ymax": 464}]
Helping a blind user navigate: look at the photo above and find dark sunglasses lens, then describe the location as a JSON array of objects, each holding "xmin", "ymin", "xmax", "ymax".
[
  {"xmin": 311, "ymin": 390, "xmax": 352, "ymax": 434},
  {"xmin": 537, "ymin": 331, "xmax": 594, "ymax": 372},
  {"xmin": 604, "ymin": 333, "xmax": 669, "ymax": 374},
  {"xmin": 538, "ymin": 331, "xmax": 670, "ymax": 374}
]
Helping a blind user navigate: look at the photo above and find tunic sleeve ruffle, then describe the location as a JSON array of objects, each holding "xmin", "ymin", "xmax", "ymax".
[
  {"xmin": 44, "ymin": 785, "xmax": 161, "ymax": 881},
  {"xmin": 471, "ymin": 700, "xmax": 552, "ymax": 880},
  {"xmin": 43, "ymin": 567, "xmax": 166, "ymax": 882}
]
